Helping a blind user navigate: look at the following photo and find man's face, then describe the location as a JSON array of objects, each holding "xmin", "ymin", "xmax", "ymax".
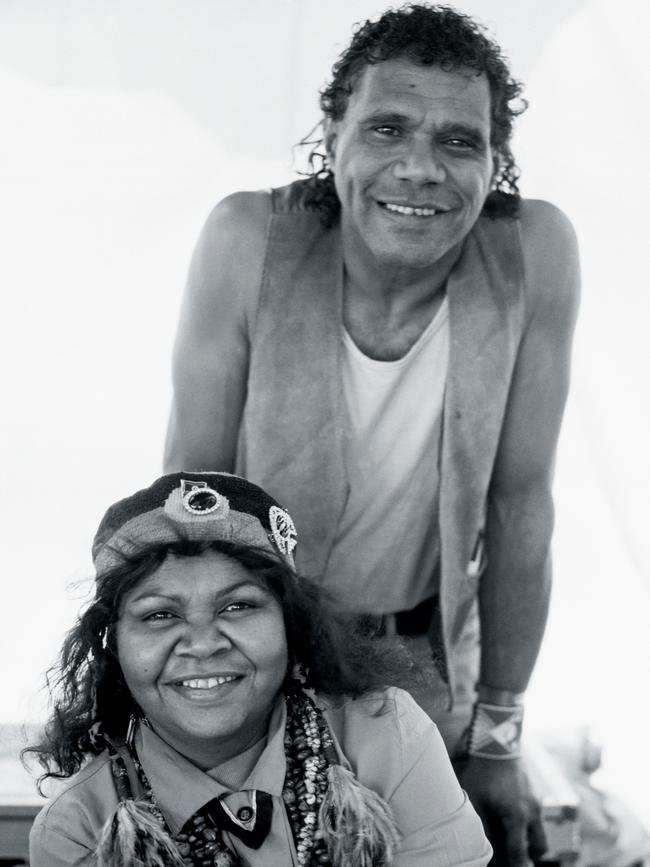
[{"xmin": 326, "ymin": 58, "xmax": 495, "ymax": 273}]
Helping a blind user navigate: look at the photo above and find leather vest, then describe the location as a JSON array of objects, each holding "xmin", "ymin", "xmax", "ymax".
[{"xmin": 236, "ymin": 182, "xmax": 527, "ymax": 701}]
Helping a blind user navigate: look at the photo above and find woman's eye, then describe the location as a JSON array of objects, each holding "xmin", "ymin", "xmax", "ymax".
[
  {"xmin": 143, "ymin": 611, "xmax": 175, "ymax": 622},
  {"xmin": 222, "ymin": 601, "xmax": 255, "ymax": 614}
]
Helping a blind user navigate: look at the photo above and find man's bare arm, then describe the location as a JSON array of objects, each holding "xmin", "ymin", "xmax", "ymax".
[
  {"xmin": 479, "ymin": 199, "xmax": 580, "ymax": 691},
  {"xmin": 164, "ymin": 191, "xmax": 271, "ymax": 473},
  {"xmin": 458, "ymin": 200, "xmax": 580, "ymax": 866}
]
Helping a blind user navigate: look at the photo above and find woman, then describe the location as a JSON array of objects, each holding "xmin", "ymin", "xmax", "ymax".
[{"xmin": 28, "ymin": 472, "xmax": 491, "ymax": 866}]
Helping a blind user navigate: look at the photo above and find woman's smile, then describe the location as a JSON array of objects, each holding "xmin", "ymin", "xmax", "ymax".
[
  {"xmin": 117, "ymin": 550, "xmax": 288, "ymax": 767},
  {"xmin": 165, "ymin": 671, "xmax": 246, "ymax": 702},
  {"xmin": 174, "ymin": 674, "xmax": 240, "ymax": 689}
]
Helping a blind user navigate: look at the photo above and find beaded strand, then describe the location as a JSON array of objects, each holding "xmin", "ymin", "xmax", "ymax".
[
  {"xmin": 110, "ymin": 687, "xmax": 336, "ymax": 866},
  {"xmin": 282, "ymin": 686, "xmax": 335, "ymax": 865}
]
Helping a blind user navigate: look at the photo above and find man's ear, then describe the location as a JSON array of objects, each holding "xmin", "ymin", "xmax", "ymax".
[
  {"xmin": 490, "ymin": 150, "xmax": 501, "ymax": 188},
  {"xmin": 323, "ymin": 118, "xmax": 338, "ymax": 167}
]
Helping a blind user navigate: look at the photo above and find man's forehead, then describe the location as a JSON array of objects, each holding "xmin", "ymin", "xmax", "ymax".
[{"xmin": 348, "ymin": 57, "xmax": 491, "ymax": 117}]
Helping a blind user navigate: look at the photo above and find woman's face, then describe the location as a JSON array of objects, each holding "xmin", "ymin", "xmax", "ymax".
[{"xmin": 116, "ymin": 550, "xmax": 288, "ymax": 769}]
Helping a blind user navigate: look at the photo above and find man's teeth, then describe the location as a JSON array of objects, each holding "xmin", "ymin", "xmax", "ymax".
[
  {"xmin": 384, "ymin": 203, "xmax": 437, "ymax": 217},
  {"xmin": 179, "ymin": 676, "xmax": 237, "ymax": 689}
]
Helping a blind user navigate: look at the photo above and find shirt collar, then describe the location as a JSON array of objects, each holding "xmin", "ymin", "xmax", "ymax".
[{"xmin": 136, "ymin": 698, "xmax": 287, "ymax": 835}]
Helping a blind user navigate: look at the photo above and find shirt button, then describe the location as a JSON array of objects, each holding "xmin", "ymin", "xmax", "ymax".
[{"xmin": 237, "ymin": 806, "xmax": 253, "ymax": 822}]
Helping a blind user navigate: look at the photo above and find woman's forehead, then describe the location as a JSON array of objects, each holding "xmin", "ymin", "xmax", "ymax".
[{"xmin": 124, "ymin": 550, "xmax": 266, "ymax": 603}]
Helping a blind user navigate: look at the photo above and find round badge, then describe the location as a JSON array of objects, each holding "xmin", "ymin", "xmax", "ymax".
[
  {"xmin": 269, "ymin": 505, "xmax": 297, "ymax": 556},
  {"xmin": 237, "ymin": 807, "xmax": 253, "ymax": 823},
  {"xmin": 182, "ymin": 486, "xmax": 225, "ymax": 516}
]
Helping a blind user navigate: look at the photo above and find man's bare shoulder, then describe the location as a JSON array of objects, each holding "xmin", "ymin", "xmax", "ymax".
[
  {"xmin": 185, "ymin": 190, "xmax": 272, "ymax": 314},
  {"xmin": 518, "ymin": 198, "xmax": 580, "ymax": 315},
  {"xmin": 201, "ymin": 189, "xmax": 272, "ymax": 254},
  {"xmin": 518, "ymin": 199, "xmax": 578, "ymax": 270}
]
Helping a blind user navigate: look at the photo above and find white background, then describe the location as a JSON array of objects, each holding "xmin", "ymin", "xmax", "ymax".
[{"xmin": 1, "ymin": 0, "xmax": 648, "ymax": 831}]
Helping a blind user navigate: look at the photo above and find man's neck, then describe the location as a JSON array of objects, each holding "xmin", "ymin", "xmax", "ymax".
[
  {"xmin": 343, "ymin": 232, "xmax": 461, "ymax": 296},
  {"xmin": 341, "ymin": 240, "xmax": 462, "ymax": 361}
]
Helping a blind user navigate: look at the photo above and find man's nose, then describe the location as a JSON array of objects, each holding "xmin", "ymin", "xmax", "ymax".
[
  {"xmin": 176, "ymin": 620, "xmax": 232, "ymax": 656},
  {"xmin": 393, "ymin": 140, "xmax": 446, "ymax": 184}
]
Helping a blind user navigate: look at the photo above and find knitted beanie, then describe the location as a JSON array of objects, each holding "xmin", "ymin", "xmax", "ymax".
[{"xmin": 92, "ymin": 471, "xmax": 297, "ymax": 578}]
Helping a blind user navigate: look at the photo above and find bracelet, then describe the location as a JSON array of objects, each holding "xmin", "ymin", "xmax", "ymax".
[
  {"xmin": 467, "ymin": 701, "xmax": 524, "ymax": 759},
  {"xmin": 476, "ymin": 684, "xmax": 525, "ymax": 707}
]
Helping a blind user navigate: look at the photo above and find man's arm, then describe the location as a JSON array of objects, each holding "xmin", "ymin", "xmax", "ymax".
[
  {"xmin": 481, "ymin": 199, "xmax": 580, "ymax": 695},
  {"xmin": 459, "ymin": 200, "xmax": 580, "ymax": 865},
  {"xmin": 163, "ymin": 191, "xmax": 271, "ymax": 473}
]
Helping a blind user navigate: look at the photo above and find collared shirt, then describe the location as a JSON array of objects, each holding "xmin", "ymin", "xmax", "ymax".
[
  {"xmin": 30, "ymin": 688, "xmax": 492, "ymax": 867},
  {"xmin": 137, "ymin": 698, "xmax": 295, "ymax": 863}
]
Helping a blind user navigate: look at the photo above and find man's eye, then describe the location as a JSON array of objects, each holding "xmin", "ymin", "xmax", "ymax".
[
  {"xmin": 444, "ymin": 138, "xmax": 476, "ymax": 150},
  {"xmin": 373, "ymin": 126, "xmax": 401, "ymax": 137}
]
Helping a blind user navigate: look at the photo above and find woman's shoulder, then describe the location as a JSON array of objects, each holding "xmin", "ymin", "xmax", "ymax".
[
  {"xmin": 317, "ymin": 687, "xmax": 440, "ymax": 782},
  {"xmin": 316, "ymin": 688, "xmax": 492, "ymax": 863},
  {"xmin": 319, "ymin": 685, "xmax": 434, "ymax": 726},
  {"xmin": 32, "ymin": 751, "xmax": 116, "ymax": 834}
]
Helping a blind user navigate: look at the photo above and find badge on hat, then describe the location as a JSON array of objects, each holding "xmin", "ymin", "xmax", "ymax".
[
  {"xmin": 161, "ymin": 479, "xmax": 230, "ymax": 522},
  {"xmin": 269, "ymin": 506, "xmax": 297, "ymax": 557}
]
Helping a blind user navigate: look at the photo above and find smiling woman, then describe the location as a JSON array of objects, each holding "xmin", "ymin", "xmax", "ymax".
[
  {"xmin": 25, "ymin": 472, "xmax": 491, "ymax": 867},
  {"xmin": 116, "ymin": 551, "xmax": 289, "ymax": 772}
]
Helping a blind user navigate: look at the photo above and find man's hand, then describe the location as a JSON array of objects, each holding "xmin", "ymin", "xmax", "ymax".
[{"xmin": 454, "ymin": 755, "xmax": 546, "ymax": 866}]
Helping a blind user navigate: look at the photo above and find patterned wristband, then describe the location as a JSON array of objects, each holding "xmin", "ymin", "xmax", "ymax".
[{"xmin": 467, "ymin": 701, "xmax": 524, "ymax": 759}]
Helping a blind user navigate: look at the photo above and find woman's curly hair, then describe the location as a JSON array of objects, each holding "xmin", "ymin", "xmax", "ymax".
[
  {"xmin": 302, "ymin": 3, "xmax": 527, "ymax": 226},
  {"xmin": 26, "ymin": 539, "xmax": 416, "ymax": 792}
]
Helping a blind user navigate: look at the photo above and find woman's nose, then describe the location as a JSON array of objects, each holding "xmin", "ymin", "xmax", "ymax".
[{"xmin": 176, "ymin": 621, "xmax": 232, "ymax": 656}]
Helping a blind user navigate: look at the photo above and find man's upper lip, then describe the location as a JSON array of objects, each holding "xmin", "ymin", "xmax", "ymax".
[{"xmin": 377, "ymin": 199, "xmax": 452, "ymax": 211}]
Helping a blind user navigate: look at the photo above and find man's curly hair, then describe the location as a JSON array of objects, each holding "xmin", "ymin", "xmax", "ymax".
[{"xmin": 302, "ymin": 3, "xmax": 527, "ymax": 226}]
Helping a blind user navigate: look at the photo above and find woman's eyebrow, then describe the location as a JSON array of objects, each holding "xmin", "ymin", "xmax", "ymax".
[{"xmin": 126, "ymin": 579, "xmax": 267, "ymax": 605}]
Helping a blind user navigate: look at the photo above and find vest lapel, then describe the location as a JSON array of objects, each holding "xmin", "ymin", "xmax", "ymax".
[
  {"xmin": 439, "ymin": 217, "xmax": 524, "ymax": 665},
  {"xmin": 242, "ymin": 213, "xmax": 347, "ymax": 578}
]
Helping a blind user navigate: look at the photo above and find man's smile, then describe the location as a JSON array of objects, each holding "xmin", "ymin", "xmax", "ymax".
[
  {"xmin": 376, "ymin": 199, "xmax": 455, "ymax": 221},
  {"xmin": 381, "ymin": 201, "xmax": 439, "ymax": 217}
]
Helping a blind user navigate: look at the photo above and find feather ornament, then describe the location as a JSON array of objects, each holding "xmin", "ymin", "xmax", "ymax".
[
  {"xmin": 96, "ymin": 798, "xmax": 185, "ymax": 867},
  {"xmin": 319, "ymin": 764, "xmax": 399, "ymax": 866}
]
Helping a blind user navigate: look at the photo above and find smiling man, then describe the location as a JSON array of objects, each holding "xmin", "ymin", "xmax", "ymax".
[{"xmin": 164, "ymin": 5, "xmax": 580, "ymax": 864}]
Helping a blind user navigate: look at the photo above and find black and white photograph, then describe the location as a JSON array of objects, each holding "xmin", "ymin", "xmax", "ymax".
[{"xmin": 1, "ymin": 2, "xmax": 649, "ymax": 865}]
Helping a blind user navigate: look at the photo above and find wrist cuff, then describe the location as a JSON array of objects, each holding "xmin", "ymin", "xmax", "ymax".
[
  {"xmin": 467, "ymin": 701, "xmax": 524, "ymax": 759},
  {"xmin": 476, "ymin": 684, "xmax": 525, "ymax": 706}
]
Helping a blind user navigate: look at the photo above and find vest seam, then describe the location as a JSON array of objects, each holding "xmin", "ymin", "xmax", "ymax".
[{"xmin": 249, "ymin": 205, "xmax": 277, "ymax": 348}]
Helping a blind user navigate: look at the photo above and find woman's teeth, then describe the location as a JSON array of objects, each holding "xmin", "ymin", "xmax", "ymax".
[
  {"xmin": 179, "ymin": 676, "xmax": 237, "ymax": 689},
  {"xmin": 384, "ymin": 203, "xmax": 437, "ymax": 217}
]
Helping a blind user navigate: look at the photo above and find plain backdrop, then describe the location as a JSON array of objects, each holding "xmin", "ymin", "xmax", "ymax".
[{"xmin": 1, "ymin": 0, "xmax": 648, "ymax": 828}]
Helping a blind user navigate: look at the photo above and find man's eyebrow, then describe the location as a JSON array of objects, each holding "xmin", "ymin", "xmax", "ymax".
[
  {"xmin": 438, "ymin": 121, "xmax": 489, "ymax": 144},
  {"xmin": 360, "ymin": 110, "xmax": 413, "ymax": 126},
  {"xmin": 359, "ymin": 113, "xmax": 489, "ymax": 143}
]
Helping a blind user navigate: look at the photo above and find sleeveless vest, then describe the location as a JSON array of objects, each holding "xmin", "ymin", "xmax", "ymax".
[{"xmin": 235, "ymin": 182, "xmax": 527, "ymax": 703}]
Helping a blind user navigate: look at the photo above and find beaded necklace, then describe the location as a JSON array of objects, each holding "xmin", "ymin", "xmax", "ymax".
[{"xmin": 108, "ymin": 686, "xmax": 336, "ymax": 867}]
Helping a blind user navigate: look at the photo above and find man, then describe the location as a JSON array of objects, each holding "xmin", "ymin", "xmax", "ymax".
[{"xmin": 164, "ymin": 5, "xmax": 580, "ymax": 864}]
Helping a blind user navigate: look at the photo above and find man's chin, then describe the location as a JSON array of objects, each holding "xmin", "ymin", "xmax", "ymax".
[{"xmin": 367, "ymin": 237, "xmax": 453, "ymax": 273}]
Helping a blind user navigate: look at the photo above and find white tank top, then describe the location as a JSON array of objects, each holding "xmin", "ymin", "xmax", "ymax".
[{"xmin": 322, "ymin": 298, "xmax": 449, "ymax": 614}]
